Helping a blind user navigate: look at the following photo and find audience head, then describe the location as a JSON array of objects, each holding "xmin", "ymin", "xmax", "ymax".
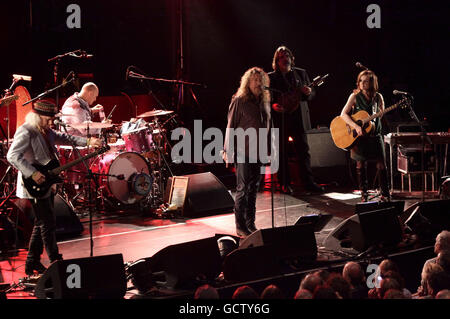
[
  {"xmin": 194, "ymin": 284, "xmax": 219, "ymax": 299},
  {"xmin": 383, "ymin": 289, "xmax": 406, "ymax": 299},
  {"xmin": 232, "ymin": 285, "xmax": 259, "ymax": 299},
  {"xmin": 313, "ymin": 285, "xmax": 338, "ymax": 299},
  {"xmin": 379, "ymin": 278, "xmax": 401, "ymax": 299},
  {"xmin": 260, "ymin": 284, "xmax": 285, "ymax": 299},
  {"xmin": 294, "ymin": 289, "xmax": 313, "ymax": 299},
  {"xmin": 313, "ymin": 269, "xmax": 331, "ymax": 282},
  {"xmin": 326, "ymin": 273, "xmax": 351, "ymax": 299},
  {"xmin": 437, "ymin": 251, "xmax": 450, "ymax": 274},
  {"xmin": 379, "ymin": 259, "xmax": 400, "ymax": 277},
  {"xmin": 435, "ymin": 289, "xmax": 450, "ymax": 299},
  {"xmin": 435, "ymin": 230, "xmax": 450, "ymax": 254},
  {"xmin": 421, "ymin": 262, "xmax": 443, "ymax": 296},
  {"xmin": 299, "ymin": 274, "xmax": 323, "ymax": 294},
  {"xmin": 343, "ymin": 261, "xmax": 365, "ymax": 288},
  {"xmin": 426, "ymin": 266, "xmax": 450, "ymax": 297}
]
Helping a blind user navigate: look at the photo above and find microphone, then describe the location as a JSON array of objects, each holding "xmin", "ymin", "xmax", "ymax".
[
  {"xmin": 355, "ymin": 62, "xmax": 368, "ymax": 70},
  {"xmin": 12, "ymin": 74, "xmax": 32, "ymax": 82},
  {"xmin": 117, "ymin": 174, "xmax": 125, "ymax": 180},
  {"xmin": 54, "ymin": 119, "xmax": 68, "ymax": 127},
  {"xmin": 393, "ymin": 90, "xmax": 411, "ymax": 96}
]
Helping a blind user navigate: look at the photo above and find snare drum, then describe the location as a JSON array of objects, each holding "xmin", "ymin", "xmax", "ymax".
[
  {"xmin": 122, "ymin": 127, "xmax": 154, "ymax": 154},
  {"xmin": 94, "ymin": 152, "xmax": 152, "ymax": 204}
]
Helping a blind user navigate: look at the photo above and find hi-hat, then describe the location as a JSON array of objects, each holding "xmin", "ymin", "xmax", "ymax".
[
  {"xmin": 71, "ymin": 121, "xmax": 114, "ymax": 129},
  {"xmin": 137, "ymin": 110, "xmax": 174, "ymax": 118}
]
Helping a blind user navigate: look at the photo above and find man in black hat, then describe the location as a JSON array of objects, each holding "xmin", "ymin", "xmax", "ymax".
[{"xmin": 7, "ymin": 100, "xmax": 102, "ymax": 276}]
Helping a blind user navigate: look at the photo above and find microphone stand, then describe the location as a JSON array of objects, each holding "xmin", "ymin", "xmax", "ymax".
[
  {"xmin": 404, "ymin": 95, "xmax": 430, "ymax": 202},
  {"xmin": 23, "ymin": 77, "xmax": 75, "ymax": 106},
  {"xmin": 85, "ymin": 122, "xmax": 95, "ymax": 257}
]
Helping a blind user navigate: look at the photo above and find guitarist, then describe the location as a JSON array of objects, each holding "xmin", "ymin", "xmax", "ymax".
[
  {"xmin": 340, "ymin": 70, "xmax": 390, "ymax": 202},
  {"xmin": 268, "ymin": 46, "xmax": 323, "ymax": 194},
  {"xmin": 6, "ymin": 100, "xmax": 102, "ymax": 276}
]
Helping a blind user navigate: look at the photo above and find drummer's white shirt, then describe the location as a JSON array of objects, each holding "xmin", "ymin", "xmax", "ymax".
[{"xmin": 61, "ymin": 93, "xmax": 104, "ymax": 136}]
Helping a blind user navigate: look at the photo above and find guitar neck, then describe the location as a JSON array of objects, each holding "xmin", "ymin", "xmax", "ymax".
[
  {"xmin": 362, "ymin": 99, "xmax": 405, "ymax": 124},
  {"xmin": 51, "ymin": 148, "xmax": 103, "ymax": 175}
]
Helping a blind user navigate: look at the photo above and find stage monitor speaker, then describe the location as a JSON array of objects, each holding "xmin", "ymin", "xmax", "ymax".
[
  {"xmin": 146, "ymin": 236, "xmax": 222, "ymax": 288},
  {"xmin": 53, "ymin": 194, "xmax": 84, "ymax": 238},
  {"xmin": 323, "ymin": 207, "xmax": 403, "ymax": 253},
  {"xmin": 355, "ymin": 200, "xmax": 405, "ymax": 216},
  {"xmin": 34, "ymin": 254, "xmax": 126, "ymax": 299},
  {"xmin": 165, "ymin": 172, "xmax": 234, "ymax": 218},
  {"xmin": 11, "ymin": 195, "xmax": 83, "ymax": 242},
  {"xmin": 294, "ymin": 213, "xmax": 333, "ymax": 232},
  {"xmin": 224, "ymin": 225, "xmax": 317, "ymax": 282},
  {"xmin": 405, "ymin": 199, "xmax": 450, "ymax": 238}
]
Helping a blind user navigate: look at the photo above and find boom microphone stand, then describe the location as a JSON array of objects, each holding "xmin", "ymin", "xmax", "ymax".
[{"xmin": 403, "ymin": 95, "xmax": 430, "ymax": 202}]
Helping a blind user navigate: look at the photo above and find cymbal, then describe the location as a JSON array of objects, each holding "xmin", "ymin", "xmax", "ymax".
[
  {"xmin": 0, "ymin": 95, "xmax": 18, "ymax": 107},
  {"xmin": 70, "ymin": 121, "xmax": 114, "ymax": 129},
  {"xmin": 137, "ymin": 109, "xmax": 174, "ymax": 118}
]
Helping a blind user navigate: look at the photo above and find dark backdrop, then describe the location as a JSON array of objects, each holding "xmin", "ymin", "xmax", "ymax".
[{"xmin": 1, "ymin": 0, "xmax": 449, "ymax": 132}]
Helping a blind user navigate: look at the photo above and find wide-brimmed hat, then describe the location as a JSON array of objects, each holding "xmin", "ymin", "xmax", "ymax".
[{"xmin": 33, "ymin": 100, "xmax": 58, "ymax": 117}]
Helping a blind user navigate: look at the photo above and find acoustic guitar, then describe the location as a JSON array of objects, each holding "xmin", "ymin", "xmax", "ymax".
[
  {"xmin": 330, "ymin": 97, "xmax": 410, "ymax": 150},
  {"xmin": 272, "ymin": 74, "xmax": 329, "ymax": 113},
  {"xmin": 23, "ymin": 145, "xmax": 109, "ymax": 198}
]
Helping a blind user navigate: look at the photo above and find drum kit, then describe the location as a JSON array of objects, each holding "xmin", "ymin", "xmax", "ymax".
[{"xmin": 56, "ymin": 109, "xmax": 175, "ymax": 214}]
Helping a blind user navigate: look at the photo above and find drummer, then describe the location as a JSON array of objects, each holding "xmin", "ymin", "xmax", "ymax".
[{"xmin": 61, "ymin": 82, "xmax": 111, "ymax": 137}]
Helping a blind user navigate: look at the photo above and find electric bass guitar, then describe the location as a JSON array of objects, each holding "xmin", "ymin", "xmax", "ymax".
[
  {"xmin": 330, "ymin": 97, "xmax": 410, "ymax": 150},
  {"xmin": 23, "ymin": 145, "xmax": 109, "ymax": 198},
  {"xmin": 272, "ymin": 73, "xmax": 329, "ymax": 113}
]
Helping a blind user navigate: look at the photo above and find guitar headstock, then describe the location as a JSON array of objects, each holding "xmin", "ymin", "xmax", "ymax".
[
  {"xmin": 311, "ymin": 74, "xmax": 329, "ymax": 88},
  {"xmin": 398, "ymin": 96, "xmax": 412, "ymax": 109}
]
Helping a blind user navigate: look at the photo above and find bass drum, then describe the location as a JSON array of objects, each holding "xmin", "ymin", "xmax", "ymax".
[{"xmin": 96, "ymin": 152, "xmax": 153, "ymax": 205}]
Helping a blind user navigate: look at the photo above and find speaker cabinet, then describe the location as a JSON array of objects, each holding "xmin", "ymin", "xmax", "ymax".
[
  {"xmin": 34, "ymin": 254, "xmax": 126, "ymax": 299},
  {"xmin": 355, "ymin": 200, "xmax": 405, "ymax": 215},
  {"xmin": 405, "ymin": 199, "xmax": 450, "ymax": 238},
  {"xmin": 145, "ymin": 236, "xmax": 222, "ymax": 289},
  {"xmin": 224, "ymin": 225, "xmax": 317, "ymax": 282},
  {"xmin": 165, "ymin": 172, "xmax": 235, "ymax": 218},
  {"xmin": 306, "ymin": 128, "xmax": 347, "ymax": 168},
  {"xmin": 323, "ymin": 207, "xmax": 403, "ymax": 253}
]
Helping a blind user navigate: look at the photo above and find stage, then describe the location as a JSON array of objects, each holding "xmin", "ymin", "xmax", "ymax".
[{"xmin": 1, "ymin": 184, "xmax": 425, "ymax": 299}]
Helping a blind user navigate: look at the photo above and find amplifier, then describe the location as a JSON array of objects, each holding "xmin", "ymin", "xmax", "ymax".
[{"xmin": 397, "ymin": 146, "xmax": 436, "ymax": 173}]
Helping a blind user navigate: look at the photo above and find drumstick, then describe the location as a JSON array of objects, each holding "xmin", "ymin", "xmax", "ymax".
[{"xmin": 107, "ymin": 105, "xmax": 117, "ymax": 120}]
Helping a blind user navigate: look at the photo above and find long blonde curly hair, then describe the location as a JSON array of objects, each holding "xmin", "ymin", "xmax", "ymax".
[
  {"xmin": 25, "ymin": 111, "xmax": 43, "ymax": 129},
  {"xmin": 234, "ymin": 67, "xmax": 271, "ymax": 121}
]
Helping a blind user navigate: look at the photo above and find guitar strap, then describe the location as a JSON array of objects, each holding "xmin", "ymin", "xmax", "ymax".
[{"xmin": 40, "ymin": 129, "xmax": 59, "ymax": 163}]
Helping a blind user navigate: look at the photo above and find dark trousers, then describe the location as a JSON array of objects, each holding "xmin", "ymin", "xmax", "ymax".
[
  {"xmin": 277, "ymin": 129, "xmax": 315, "ymax": 188},
  {"xmin": 234, "ymin": 162, "xmax": 261, "ymax": 230},
  {"xmin": 26, "ymin": 195, "xmax": 62, "ymax": 264}
]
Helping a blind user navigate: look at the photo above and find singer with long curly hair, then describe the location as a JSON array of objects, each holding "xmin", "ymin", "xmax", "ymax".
[{"xmin": 223, "ymin": 67, "xmax": 271, "ymax": 237}]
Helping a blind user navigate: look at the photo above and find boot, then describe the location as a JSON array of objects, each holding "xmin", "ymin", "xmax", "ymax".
[
  {"xmin": 25, "ymin": 260, "xmax": 47, "ymax": 276},
  {"xmin": 356, "ymin": 163, "xmax": 369, "ymax": 202}
]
